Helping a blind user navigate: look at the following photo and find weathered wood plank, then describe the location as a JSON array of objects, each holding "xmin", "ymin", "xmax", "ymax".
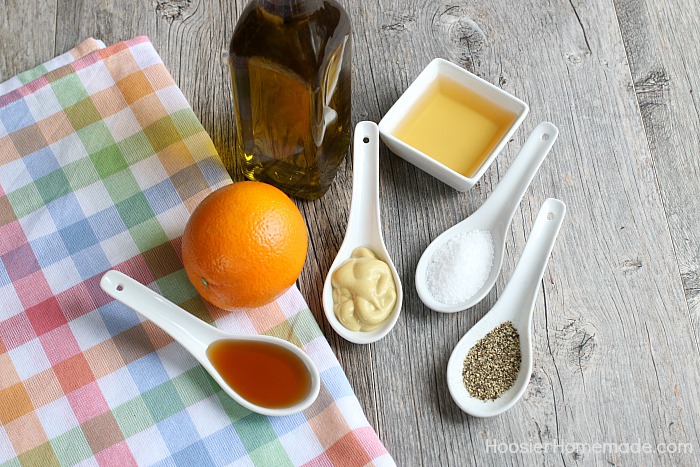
[
  {"xmin": 613, "ymin": 0, "xmax": 700, "ymax": 454},
  {"xmin": 613, "ymin": 0, "xmax": 700, "ymax": 341},
  {"xmin": 0, "ymin": 0, "xmax": 57, "ymax": 82}
]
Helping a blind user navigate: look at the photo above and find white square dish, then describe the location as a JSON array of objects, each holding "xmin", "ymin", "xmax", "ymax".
[{"xmin": 378, "ymin": 58, "xmax": 529, "ymax": 191}]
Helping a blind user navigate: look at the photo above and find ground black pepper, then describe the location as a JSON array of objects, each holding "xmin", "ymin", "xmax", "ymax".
[{"xmin": 462, "ymin": 321, "xmax": 521, "ymax": 401}]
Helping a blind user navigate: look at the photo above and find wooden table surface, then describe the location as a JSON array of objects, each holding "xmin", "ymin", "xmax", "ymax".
[{"xmin": 3, "ymin": 0, "xmax": 699, "ymax": 465}]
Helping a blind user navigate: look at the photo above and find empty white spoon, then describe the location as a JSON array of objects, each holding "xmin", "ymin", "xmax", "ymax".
[
  {"xmin": 415, "ymin": 122, "xmax": 559, "ymax": 312},
  {"xmin": 322, "ymin": 121, "xmax": 403, "ymax": 344},
  {"xmin": 100, "ymin": 270, "xmax": 320, "ymax": 417},
  {"xmin": 446, "ymin": 198, "xmax": 566, "ymax": 417}
]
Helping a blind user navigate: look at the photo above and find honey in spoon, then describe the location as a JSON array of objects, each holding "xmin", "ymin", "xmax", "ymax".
[{"xmin": 207, "ymin": 339, "xmax": 312, "ymax": 409}]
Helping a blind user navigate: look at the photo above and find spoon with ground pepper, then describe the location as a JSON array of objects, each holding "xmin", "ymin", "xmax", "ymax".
[{"xmin": 446, "ymin": 198, "xmax": 566, "ymax": 417}]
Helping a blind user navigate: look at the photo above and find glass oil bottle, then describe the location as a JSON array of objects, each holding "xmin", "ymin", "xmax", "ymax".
[{"xmin": 229, "ymin": 0, "xmax": 352, "ymax": 200}]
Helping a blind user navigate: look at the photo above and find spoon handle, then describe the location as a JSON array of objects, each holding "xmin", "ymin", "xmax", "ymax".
[
  {"xmin": 480, "ymin": 122, "xmax": 558, "ymax": 227},
  {"xmin": 100, "ymin": 270, "xmax": 221, "ymax": 355},
  {"xmin": 499, "ymin": 198, "xmax": 566, "ymax": 325},
  {"xmin": 346, "ymin": 121, "xmax": 381, "ymax": 244}
]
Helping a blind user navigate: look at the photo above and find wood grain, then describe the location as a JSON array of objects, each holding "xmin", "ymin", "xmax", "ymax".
[
  {"xmin": 2, "ymin": 0, "xmax": 699, "ymax": 465},
  {"xmin": 0, "ymin": 0, "xmax": 57, "ymax": 80}
]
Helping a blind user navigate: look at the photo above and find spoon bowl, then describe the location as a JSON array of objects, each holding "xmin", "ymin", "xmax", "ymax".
[
  {"xmin": 322, "ymin": 121, "xmax": 403, "ymax": 344},
  {"xmin": 416, "ymin": 122, "xmax": 559, "ymax": 312},
  {"xmin": 446, "ymin": 198, "xmax": 566, "ymax": 417},
  {"xmin": 100, "ymin": 270, "xmax": 320, "ymax": 417}
]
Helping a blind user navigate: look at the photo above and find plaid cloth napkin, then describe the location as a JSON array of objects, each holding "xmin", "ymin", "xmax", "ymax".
[{"xmin": 0, "ymin": 37, "xmax": 393, "ymax": 467}]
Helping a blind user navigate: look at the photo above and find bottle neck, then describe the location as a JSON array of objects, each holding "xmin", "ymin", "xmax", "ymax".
[{"xmin": 258, "ymin": 0, "xmax": 322, "ymax": 18}]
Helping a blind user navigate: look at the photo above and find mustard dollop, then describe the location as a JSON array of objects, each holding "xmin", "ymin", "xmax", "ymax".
[{"xmin": 331, "ymin": 247, "xmax": 397, "ymax": 332}]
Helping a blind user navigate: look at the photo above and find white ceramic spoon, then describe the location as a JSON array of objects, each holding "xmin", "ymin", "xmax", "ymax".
[
  {"xmin": 100, "ymin": 270, "xmax": 320, "ymax": 417},
  {"xmin": 446, "ymin": 198, "xmax": 566, "ymax": 417},
  {"xmin": 415, "ymin": 122, "xmax": 559, "ymax": 312},
  {"xmin": 321, "ymin": 121, "xmax": 403, "ymax": 344}
]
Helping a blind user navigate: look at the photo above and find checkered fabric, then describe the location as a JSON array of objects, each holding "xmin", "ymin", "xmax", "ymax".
[{"xmin": 0, "ymin": 37, "xmax": 393, "ymax": 466}]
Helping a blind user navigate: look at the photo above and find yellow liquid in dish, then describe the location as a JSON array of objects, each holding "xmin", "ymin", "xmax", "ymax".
[{"xmin": 393, "ymin": 76, "xmax": 517, "ymax": 178}]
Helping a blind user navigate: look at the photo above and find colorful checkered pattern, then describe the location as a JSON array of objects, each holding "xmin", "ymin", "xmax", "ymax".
[
  {"xmin": 0, "ymin": 37, "xmax": 393, "ymax": 466},
  {"xmin": 0, "ymin": 39, "xmax": 106, "ymax": 96}
]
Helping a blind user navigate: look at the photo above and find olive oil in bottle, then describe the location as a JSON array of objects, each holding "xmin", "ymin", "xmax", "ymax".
[{"xmin": 229, "ymin": 0, "xmax": 352, "ymax": 200}]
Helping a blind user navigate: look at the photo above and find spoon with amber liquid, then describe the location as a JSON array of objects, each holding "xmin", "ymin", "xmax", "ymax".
[
  {"xmin": 322, "ymin": 121, "xmax": 403, "ymax": 344},
  {"xmin": 100, "ymin": 270, "xmax": 320, "ymax": 417},
  {"xmin": 446, "ymin": 198, "xmax": 566, "ymax": 417}
]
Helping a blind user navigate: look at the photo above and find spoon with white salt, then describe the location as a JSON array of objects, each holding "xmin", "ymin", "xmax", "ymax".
[
  {"xmin": 415, "ymin": 122, "xmax": 558, "ymax": 312},
  {"xmin": 446, "ymin": 198, "xmax": 566, "ymax": 417}
]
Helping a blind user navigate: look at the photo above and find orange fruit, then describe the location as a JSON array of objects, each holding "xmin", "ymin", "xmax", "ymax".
[{"xmin": 182, "ymin": 181, "xmax": 308, "ymax": 309}]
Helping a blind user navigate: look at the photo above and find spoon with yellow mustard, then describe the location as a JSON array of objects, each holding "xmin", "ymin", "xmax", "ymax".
[{"xmin": 321, "ymin": 121, "xmax": 403, "ymax": 344}]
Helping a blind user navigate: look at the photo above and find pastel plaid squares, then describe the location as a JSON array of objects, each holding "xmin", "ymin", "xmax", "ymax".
[{"xmin": 0, "ymin": 37, "xmax": 393, "ymax": 466}]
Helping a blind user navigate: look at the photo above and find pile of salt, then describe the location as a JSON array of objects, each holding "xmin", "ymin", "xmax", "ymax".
[{"xmin": 425, "ymin": 230, "xmax": 494, "ymax": 305}]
